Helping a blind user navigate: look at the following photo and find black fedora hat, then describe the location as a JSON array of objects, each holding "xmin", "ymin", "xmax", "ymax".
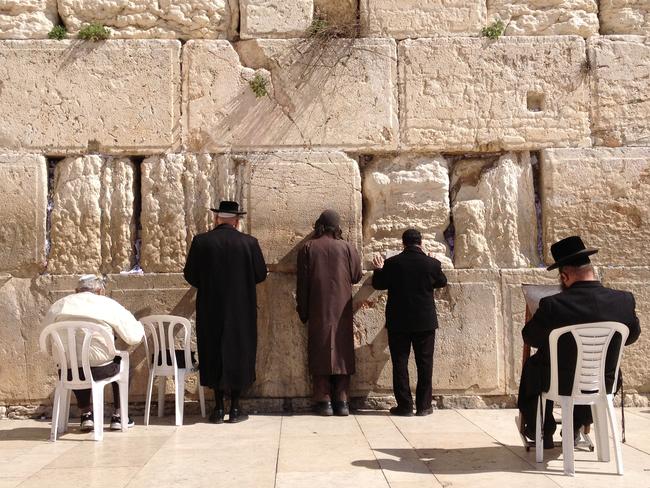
[
  {"xmin": 210, "ymin": 200, "xmax": 246, "ymax": 215},
  {"xmin": 547, "ymin": 236, "xmax": 598, "ymax": 271}
]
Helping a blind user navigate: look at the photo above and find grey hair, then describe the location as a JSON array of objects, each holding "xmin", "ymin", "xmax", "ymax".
[{"xmin": 77, "ymin": 274, "xmax": 105, "ymax": 292}]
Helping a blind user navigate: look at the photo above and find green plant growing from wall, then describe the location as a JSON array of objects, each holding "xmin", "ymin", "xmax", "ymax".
[
  {"xmin": 249, "ymin": 74, "xmax": 269, "ymax": 98},
  {"xmin": 78, "ymin": 23, "xmax": 110, "ymax": 41},
  {"xmin": 48, "ymin": 25, "xmax": 67, "ymax": 40},
  {"xmin": 307, "ymin": 17, "xmax": 329, "ymax": 37},
  {"xmin": 481, "ymin": 20, "xmax": 505, "ymax": 40}
]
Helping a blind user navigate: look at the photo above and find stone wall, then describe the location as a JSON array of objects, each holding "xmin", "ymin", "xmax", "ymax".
[{"xmin": 0, "ymin": 0, "xmax": 649, "ymax": 410}]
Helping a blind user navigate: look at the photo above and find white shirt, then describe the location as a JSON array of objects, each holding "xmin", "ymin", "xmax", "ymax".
[{"xmin": 42, "ymin": 292, "xmax": 144, "ymax": 367}]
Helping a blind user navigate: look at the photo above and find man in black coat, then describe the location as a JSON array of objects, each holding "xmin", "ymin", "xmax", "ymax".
[
  {"xmin": 184, "ymin": 201, "xmax": 267, "ymax": 424},
  {"xmin": 518, "ymin": 236, "xmax": 640, "ymax": 448},
  {"xmin": 371, "ymin": 229, "xmax": 448, "ymax": 416}
]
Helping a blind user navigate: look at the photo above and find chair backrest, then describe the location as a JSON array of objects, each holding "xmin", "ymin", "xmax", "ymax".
[
  {"xmin": 39, "ymin": 320, "xmax": 117, "ymax": 389},
  {"xmin": 139, "ymin": 315, "xmax": 193, "ymax": 370},
  {"xmin": 548, "ymin": 322, "xmax": 629, "ymax": 397}
]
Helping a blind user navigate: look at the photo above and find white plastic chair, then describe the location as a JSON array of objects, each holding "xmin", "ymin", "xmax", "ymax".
[
  {"xmin": 536, "ymin": 321, "xmax": 629, "ymax": 476},
  {"xmin": 39, "ymin": 321, "xmax": 129, "ymax": 441},
  {"xmin": 141, "ymin": 315, "xmax": 206, "ymax": 426}
]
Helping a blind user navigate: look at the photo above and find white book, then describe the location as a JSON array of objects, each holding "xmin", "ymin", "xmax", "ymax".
[{"xmin": 522, "ymin": 284, "xmax": 562, "ymax": 315}]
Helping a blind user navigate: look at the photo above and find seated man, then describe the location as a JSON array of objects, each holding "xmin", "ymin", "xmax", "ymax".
[
  {"xmin": 42, "ymin": 274, "xmax": 144, "ymax": 431},
  {"xmin": 518, "ymin": 236, "xmax": 641, "ymax": 448}
]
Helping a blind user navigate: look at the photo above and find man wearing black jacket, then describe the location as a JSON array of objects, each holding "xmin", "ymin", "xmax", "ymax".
[
  {"xmin": 371, "ymin": 229, "xmax": 448, "ymax": 416},
  {"xmin": 518, "ymin": 236, "xmax": 641, "ymax": 448}
]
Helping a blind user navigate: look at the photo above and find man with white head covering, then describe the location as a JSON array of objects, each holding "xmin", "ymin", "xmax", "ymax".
[{"xmin": 42, "ymin": 274, "xmax": 144, "ymax": 431}]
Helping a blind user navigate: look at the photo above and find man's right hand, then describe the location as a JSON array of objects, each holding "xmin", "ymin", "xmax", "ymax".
[{"xmin": 372, "ymin": 254, "xmax": 385, "ymax": 270}]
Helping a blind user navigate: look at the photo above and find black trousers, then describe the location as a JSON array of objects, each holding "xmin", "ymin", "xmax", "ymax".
[
  {"xmin": 388, "ymin": 329, "xmax": 436, "ymax": 411},
  {"xmin": 65, "ymin": 358, "xmax": 122, "ymax": 410}
]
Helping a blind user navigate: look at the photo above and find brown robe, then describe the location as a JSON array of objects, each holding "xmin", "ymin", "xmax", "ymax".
[{"xmin": 296, "ymin": 235, "xmax": 362, "ymax": 375}]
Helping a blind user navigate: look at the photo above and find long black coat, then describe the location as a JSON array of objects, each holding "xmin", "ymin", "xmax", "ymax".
[
  {"xmin": 184, "ymin": 224, "xmax": 267, "ymax": 390},
  {"xmin": 520, "ymin": 281, "xmax": 640, "ymax": 398},
  {"xmin": 371, "ymin": 246, "xmax": 447, "ymax": 332}
]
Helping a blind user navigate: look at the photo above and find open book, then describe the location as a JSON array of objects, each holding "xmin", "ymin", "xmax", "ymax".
[{"xmin": 521, "ymin": 284, "xmax": 562, "ymax": 315}]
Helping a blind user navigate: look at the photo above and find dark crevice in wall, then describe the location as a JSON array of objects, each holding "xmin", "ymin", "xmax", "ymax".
[
  {"xmin": 44, "ymin": 157, "xmax": 63, "ymax": 270},
  {"xmin": 357, "ymin": 154, "xmax": 373, "ymax": 242},
  {"xmin": 131, "ymin": 156, "xmax": 144, "ymax": 272},
  {"xmin": 531, "ymin": 151, "xmax": 544, "ymax": 267},
  {"xmin": 443, "ymin": 217, "xmax": 455, "ymax": 263}
]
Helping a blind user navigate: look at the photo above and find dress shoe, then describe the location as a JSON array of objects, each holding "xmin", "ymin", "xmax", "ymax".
[
  {"xmin": 314, "ymin": 401, "xmax": 334, "ymax": 416},
  {"xmin": 524, "ymin": 426, "xmax": 555, "ymax": 449},
  {"xmin": 389, "ymin": 406, "xmax": 414, "ymax": 417},
  {"xmin": 209, "ymin": 408, "xmax": 225, "ymax": 424},
  {"xmin": 415, "ymin": 408, "xmax": 433, "ymax": 416},
  {"xmin": 333, "ymin": 401, "xmax": 350, "ymax": 416},
  {"xmin": 227, "ymin": 408, "xmax": 249, "ymax": 423}
]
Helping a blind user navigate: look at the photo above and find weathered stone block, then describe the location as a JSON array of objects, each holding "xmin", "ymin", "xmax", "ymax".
[
  {"xmin": 252, "ymin": 273, "xmax": 310, "ymax": 397},
  {"xmin": 541, "ymin": 148, "xmax": 650, "ymax": 267},
  {"xmin": 487, "ymin": 0, "xmax": 598, "ymax": 37},
  {"xmin": 48, "ymin": 156, "xmax": 136, "ymax": 274},
  {"xmin": 399, "ymin": 37, "xmax": 590, "ymax": 152},
  {"xmin": 600, "ymin": 1, "xmax": 650, "ymax": 35},
  {"xmin": 0, "ymin": 0, "xmax": 57, "ymax": 39},
  {"xmin": 362, "ymin": 154, "xmax": 451, "ymax": 268},
  {"xmin": 58, "ymin": 0, "xmax": 238, "ymax": 39},
  {"xmin": 352, "ymin": 270, "xmax": 504, "ymax": 394},
  {"xmin": 451, "ymin": 152, "xmax": 538, "ymax": 268},
  {"xmin": 360, "ymin": 0, "xmax": 486, "ymax": 38},
  {"xmin": 500, "ymin": 268, "xmax": 561, "ymax": 394},
  {"xmin": 0, "ymin": 40, "xmax": 180, "ymax": 155},
  {"xmin": 243, "ymin": 151, "xmax": 362, "ymax": 272},
  {"xmin": 140, "ymin": 153, "xmax": 243, "ymax": 273},
  {"xmin": 589, "ymin": 36, "xmax": 650, "ymax": 147},
  {"xmin": 241, "ymin": 0, "xmax": 313, "ymax": 39},
  {"xmin": 600, "ymin": 267, "xmax": 650, "ymax": 392},
  {"xmin": 183, "ymin": 39, "xmax": 398, "ymax": 152},
  {"xmin": 314, "ymin": 0, "xmax": 357, "ymax": 27},
  {"xmin": 0, "ymin": 154, "xmax": 47, "ymax": 276}
]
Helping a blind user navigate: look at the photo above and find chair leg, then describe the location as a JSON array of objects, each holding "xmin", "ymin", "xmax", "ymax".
[
  {"xmin": 57, "ymin": 389, "xmax": 70, "ymax": 435},
  {"xmin": 50, "ymin": 386, "xmax": 62, "ymax": 442},
  {"xmin": 157, "ymin": 377, "xmax": 165, "ymax": 418},
  {"xmin": 61, "ymin": 389, "xmax": 72, "ymax": 434},
  {"xmin": 144, "ymin": 371, "xmax": 155, "ymax": 426},
  {"xmin": 606, "ymin": 395, "xmax": 624, "ymax": 475},
  {"xmin": 174, "ymin": 370, "xmax": 185, "ymax": 426},
  {"xmin": 119, "ymin": 376, "xmax": 129, "ymax": 433},
  {"xmin": 198, "ymin": 382, "xmax": 206, "ymax": 418},
  {"xmin": 91, "ymin": 385, "xmax": 104, "ymax": 441},
  {"xmin": 592, "ymin": 401, "xmax": 610, "ymax": 462},
  {"xmin": 560, "ymin": 397, "xmax": 575, "ymax": 476},
  {"xmin": 535, "ymin": 396, "xmax": 544, "ymax": 463}
]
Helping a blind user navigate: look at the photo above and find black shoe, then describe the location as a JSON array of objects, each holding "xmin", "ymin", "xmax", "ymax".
[
  {"xmin": 333, "ymin": 401, "xmax": 349, "ymax": 416},
  {"xmin": 209, "ymin": 408, "xmax": 225, "ymax": 424},
  {"xmin": 314, "ymin": 401, "xmax": 334, "ymax": 416},
  {"xmin": 415, "ymin": 408, "xmax": 433, "ymax": 416},
  {"xmin": 79, "ymin": 412, "xmax": 94, "ymax": 432},
  {"xmin": 524, "ymin": 426, "xmax": 555, "ymax": 449},
  {"xmin": 390, "ymin": 406, "xmax": 414, "ymax": 417},
  {"xmin": 110, "ymin": 415, "xmax": 135, "ymax": 430},
  {"xmin": 227, "ymin": 408, "xmax": 249, "ymax": 423}
]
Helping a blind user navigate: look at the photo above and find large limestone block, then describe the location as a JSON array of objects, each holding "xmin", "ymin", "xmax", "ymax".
[
  {"xmin": 362, "ymin": 154, "xmax": 451, "ymax": 268},
  {"xmin": 48, "ymin": 156, "xmax": 136, "ymax": 274},
  {"xmin": 500, "ymin": 268, "xmax": 561, "ymax": 394},
  {"xmin": 0, "ymin": 154, "xmax": 47, "ymax": 276},
  {"xmin": 58, "ymin": 0, "xmax": 238, "ymax": 39},
  {"xmin": 399, "ymin": 37, "xmax": 590, "ymax": 152},
  {"xmin": 600, "ymin": 267, "xmax": 650, "ymax": 392},
  {"xmin": 487, "ymin": 0, "xmax": 598, "ymax": 37},
  {"xmin": 589, "ymin": 36, "xmax": 650, "ymax": 147},
  {"xmin": 183, "ymin": 39, "xmax": 398, "ymax": 152},
  {"xmin": 451, "ymin": 152, "xmax": 538, "ymax": 268},
  {"xmin": 0, "ymin": 40, "xmax": 180, "ymax": 155},
  {"xmin": 251, "ymin": 273, "xmax": 310, "ymax": 397},
  {"xmin": 352, "ymin": 270, "xmax": 504, "ymax": 394},
  {"xmin": 600, "ymin": 1, "xmax": 650, "ymax": 35},
  {"xmin": 140, "ymin": 153, "xmax": 243, "ymax": 273},
  {"xmin": 360, "ymin": 0, "xmax": 486, "ymax": 38},
  {"xmin": 0, "ymin": 0, "xmax": 57, "ymax": 39},
  {"xmin": 241, "ymin": 0, "xmax": 313, "ymax": 39},
  {"xmin": 314, "ymin": 0, "xmax": 357, "ymax": 27},
  {"xmin": 243, "ymin": 151, "xmax": 362, "ymax": 272},
  {"xmin": 541, "ymin": 148, "xmax": 650, "ymax": 267}
]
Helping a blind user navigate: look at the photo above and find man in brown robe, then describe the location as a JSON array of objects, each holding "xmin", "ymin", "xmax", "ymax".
[{"xmin": 296, "ymin": 210, "xmax": 362, "ymax": 416}]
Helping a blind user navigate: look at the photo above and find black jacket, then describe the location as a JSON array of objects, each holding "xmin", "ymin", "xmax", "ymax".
[
  {"xmin": 184, "ymin": 224, "xmax": 267, "ymax": 389},
  {"xmin": 522, "ymin": 280, "xmax": 640, "ymax": 394},
  {"xmin": 371, "ymin": 246, "xmax": 447, "ymax": 332}
]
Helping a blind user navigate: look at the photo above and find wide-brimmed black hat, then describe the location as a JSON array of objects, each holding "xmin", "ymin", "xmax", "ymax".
[
  {"xmin": 209, "ymin": 200, "xmax": 246, "ymax": 215},
  {"xmin": 547, "ymin": 236, "xmax": 598, "ymax": 271}
]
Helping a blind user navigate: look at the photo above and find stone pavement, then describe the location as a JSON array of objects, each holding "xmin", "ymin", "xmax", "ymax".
[{"xmin": 0, "ymin": 408, "xmax": 649, "ymax": 488}]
